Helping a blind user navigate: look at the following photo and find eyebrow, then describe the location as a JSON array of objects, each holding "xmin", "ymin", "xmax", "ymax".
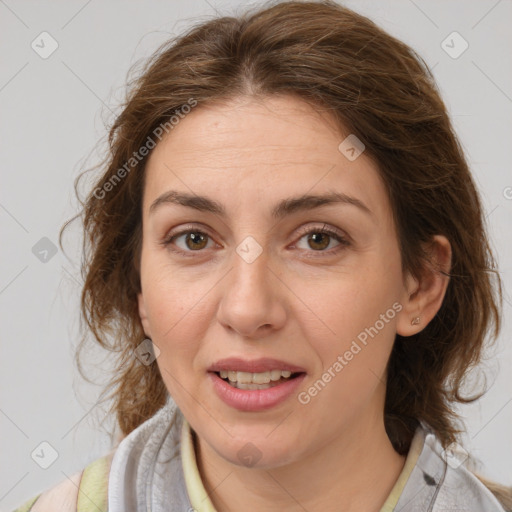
[{"xmin": 149, "ymin": 190, "xmax": 373, "ymax": 219}]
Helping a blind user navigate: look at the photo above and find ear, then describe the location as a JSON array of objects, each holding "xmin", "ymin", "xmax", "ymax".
[
  {"xmin": 396, "ymin": 235, "xmax": 452, "ymax": 337},
  {"xmin": 138, "ymin": 292, "xmax": 152, "ymax": 339}
]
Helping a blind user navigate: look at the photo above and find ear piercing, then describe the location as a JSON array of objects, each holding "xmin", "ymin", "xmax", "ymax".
[{"xmin": 411, "ymin": 317, "xmax": 421, "ymax": 325}]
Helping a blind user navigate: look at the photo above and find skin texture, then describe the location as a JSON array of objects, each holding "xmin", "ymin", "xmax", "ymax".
[{"xmin": 137, "ymin": 95, "xmax": 452, "ymax": 512}]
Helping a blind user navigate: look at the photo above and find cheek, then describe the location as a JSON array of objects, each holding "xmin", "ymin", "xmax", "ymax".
[
  {"xmin": 145, "ymin": 276, "xmax": 208, "ymax": 405},
  {"xmin": 300, "ymin": 317, "xmax": 396, "ymax": 427},
  {"xmin": 141, "ymin": 267, "xmax": 211, "ymax": 370},
  {"xmin": 141, "ymin": 253, "xmax": 203, "ymax": 330},
  {"xmin": 293, "ymin": 262, "xmax": 399, "ymax": 348},
  {"xmin": 293, "ymin": 256, "xmax": 400, "ymax": 407}
]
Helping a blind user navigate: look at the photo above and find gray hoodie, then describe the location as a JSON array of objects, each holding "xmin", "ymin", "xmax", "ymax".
[{"xmin": 107, "ymin": 395, "xmax": 507, "ymax": 512}]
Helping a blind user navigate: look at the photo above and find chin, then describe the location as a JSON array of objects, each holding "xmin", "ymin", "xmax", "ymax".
[{"xmin": 208, "ymin": 431, "xmax": 301, "ymax": 470}]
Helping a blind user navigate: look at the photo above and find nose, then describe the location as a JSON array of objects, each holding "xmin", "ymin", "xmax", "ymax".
[{"xmin": 216, "ymin": 243, "xmax": 287, "ymax": 340}]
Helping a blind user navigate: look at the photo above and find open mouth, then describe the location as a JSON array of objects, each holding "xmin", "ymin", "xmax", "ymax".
[{"xmin": 214, "ymin": 370, "xmax": 303, "ymax": 390}]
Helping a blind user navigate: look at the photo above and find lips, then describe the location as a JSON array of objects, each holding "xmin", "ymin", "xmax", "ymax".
[
  {"xmin": 207, "ymin": 357, "xmax": 307, "ymax": 411},
  {"xmin": 208, "ymin": 357, "xmax": 306, "ymax": 374}
]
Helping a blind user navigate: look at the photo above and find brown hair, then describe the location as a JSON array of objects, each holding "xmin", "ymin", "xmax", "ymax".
[{"xmin": 61, "ymin": 0, "xmax": 507, "ymax": 500}]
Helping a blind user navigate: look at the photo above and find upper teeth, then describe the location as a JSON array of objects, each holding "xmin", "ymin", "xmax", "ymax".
[{"xmin": 219, "ymin": 370, "xmax": 292, "ymax": 384}]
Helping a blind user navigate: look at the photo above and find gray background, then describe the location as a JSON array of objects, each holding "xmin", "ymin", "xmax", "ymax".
[{"xmin": 1, "ymin": 0, "xmax": 511, "ymax": 509}]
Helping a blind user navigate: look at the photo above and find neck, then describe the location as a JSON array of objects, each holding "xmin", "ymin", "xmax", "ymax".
[{"xmin": 194, "ymin": 405, "xmax": 407, "ymax": 512}]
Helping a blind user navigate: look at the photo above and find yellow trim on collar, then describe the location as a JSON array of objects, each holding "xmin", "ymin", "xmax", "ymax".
[
  {"xmin": 181, "ymin": 418, "xmax": 217, "ymax": 512},
  {"xmin": 379, "ymin": 427, "xmax": 425, "ymax": 512},
  {"xmin": 180, "ymin": 418, "xmax": 424, "ymax": 512}
]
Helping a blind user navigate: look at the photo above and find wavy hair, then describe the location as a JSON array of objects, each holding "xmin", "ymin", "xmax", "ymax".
[{"xmin": 61, "ymin": 0, "xmax": 508, "ymax": 503}]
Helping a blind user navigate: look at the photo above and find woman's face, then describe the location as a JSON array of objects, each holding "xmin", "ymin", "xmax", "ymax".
[{"xmin": 138, "ymin": 95, "xmax": 417, "ymax": 468}]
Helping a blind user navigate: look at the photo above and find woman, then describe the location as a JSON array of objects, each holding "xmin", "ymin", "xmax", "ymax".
[{"xmin": 14, "ymin": 1, "xmax": 511, "ymax": 511}]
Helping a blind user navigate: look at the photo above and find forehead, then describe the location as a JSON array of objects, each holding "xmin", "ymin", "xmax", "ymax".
[{"xmin": 143, "ymin": 95, "xmax": 389, "ymax": 221}]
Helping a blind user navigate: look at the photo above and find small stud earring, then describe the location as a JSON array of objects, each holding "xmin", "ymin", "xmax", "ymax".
[{"xmin": 411, "ymin": 317, "xmax": 421, "ymax": 325}]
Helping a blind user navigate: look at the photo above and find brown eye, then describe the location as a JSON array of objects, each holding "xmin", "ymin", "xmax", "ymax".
[
  {"xmin": 306, "ymin": 232, "xmax": 331, "ymax": 251},
  {"xmin": 294, "ymin": 226, "xmax": 350, "ymax": 255},
  {"xmin": 184, "ymin": 232, "xmax": 209, "ymax": 250},
  {"xmin": 163, "ymin": 229, "xmax": 214, "ymax": 254}
]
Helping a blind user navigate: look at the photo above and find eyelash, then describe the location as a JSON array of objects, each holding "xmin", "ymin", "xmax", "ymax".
[{"xmin": 161, "ymin": 224, "xmax": 350, "ymax": 258}]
